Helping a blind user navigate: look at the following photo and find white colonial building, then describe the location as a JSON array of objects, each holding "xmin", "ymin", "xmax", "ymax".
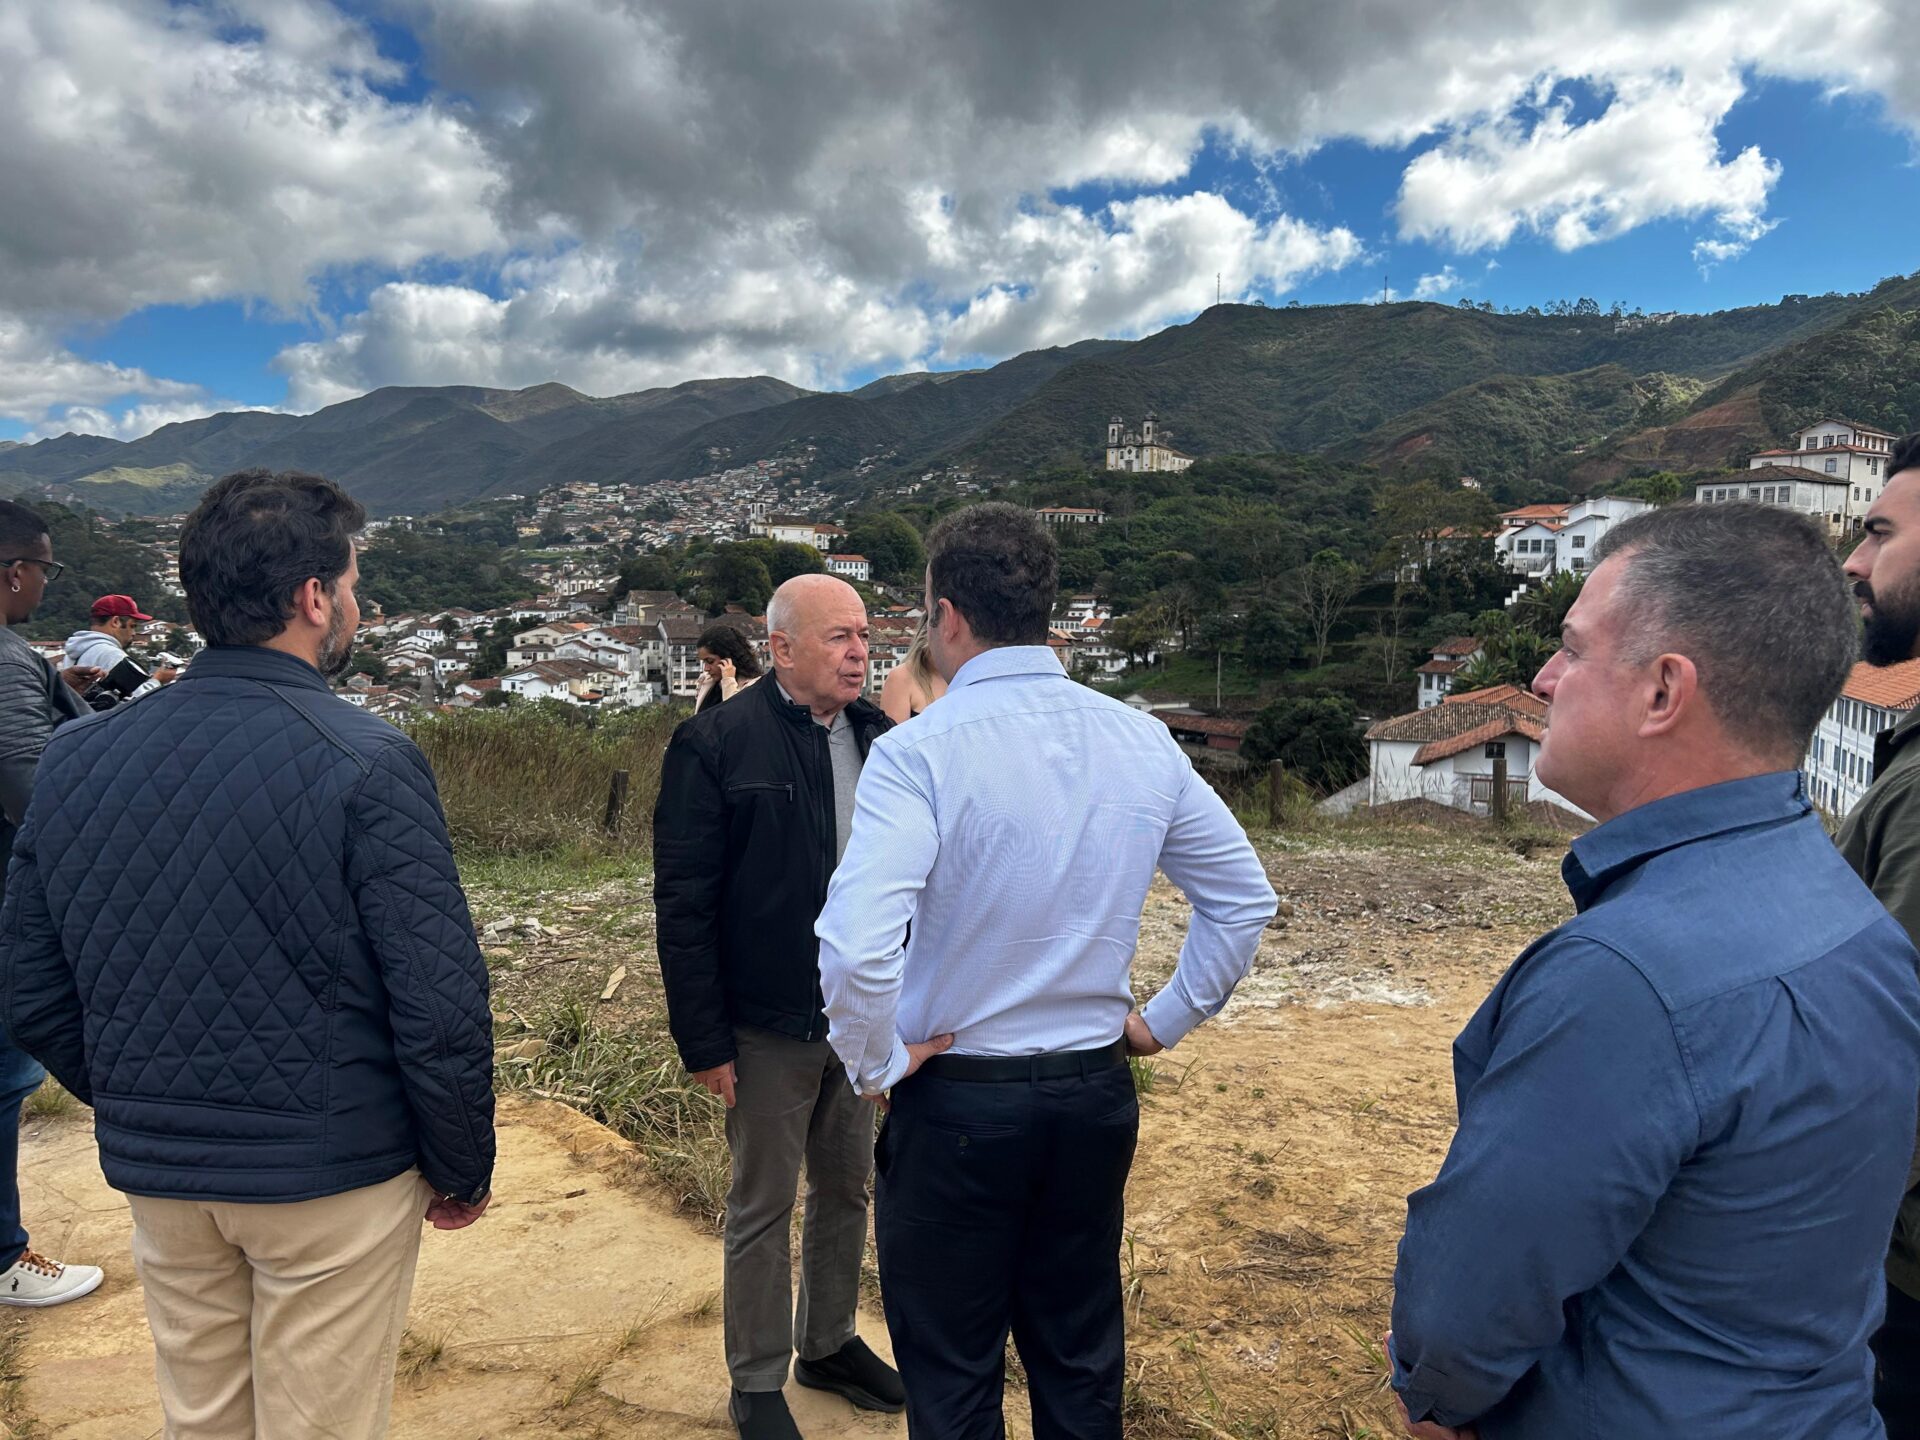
[
  {"xmin": 765, "ymin": 517, "xmax": 848, "ymax": 551},
  {"xmin": 1693, "ymin": 468, "xmax": 1853, "ymax": 534},
  {"xmin": 1104, "ymin": 414, "xmax": 1194, "ymax": 473},
  {"xmin": 826, "ymin": 553, "xmax": 871, "ymax": 582},
  {"xmin": 1711, "ymin": 418, "xmax": 1902, "ymax": 532},
  {"xmin": 1805, "ymin": 659, "xmax": 1920, "ymax": 818}
]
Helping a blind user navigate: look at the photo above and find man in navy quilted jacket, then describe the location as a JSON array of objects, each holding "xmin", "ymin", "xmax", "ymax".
[{"xmin": 0, "ymin": 469, "xmax": 495, "ymax": 1440}]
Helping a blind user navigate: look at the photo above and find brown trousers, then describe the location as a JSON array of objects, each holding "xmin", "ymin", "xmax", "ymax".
[{"xmin": 127, "ymin": 1168, "xmax": 430, "ymax": 1440}]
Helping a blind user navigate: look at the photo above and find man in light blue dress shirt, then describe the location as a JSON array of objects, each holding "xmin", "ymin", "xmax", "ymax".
[{"xmin": 815, "ymin": 503, "xmax": 1276, "ymax": 1439}]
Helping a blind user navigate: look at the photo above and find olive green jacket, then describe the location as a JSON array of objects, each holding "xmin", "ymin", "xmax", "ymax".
[{"xmin": 1836, "ymin": 702, "xmax": 1920, "ymax": 1300}]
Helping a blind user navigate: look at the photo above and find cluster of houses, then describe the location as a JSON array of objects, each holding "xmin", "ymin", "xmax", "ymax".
[{"xmin": 530, "ymin": 463, "xmax": 834, "ymax": 551}]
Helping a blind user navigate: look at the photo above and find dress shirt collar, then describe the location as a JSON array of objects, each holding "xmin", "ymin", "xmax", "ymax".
[
  {"xmin": 948, "ymin": 644, "xmax": 1066, "ymax": 691},
  {"xmin": 1562, "ymin": 770, "xmax": 1809, "ymax": 912}
]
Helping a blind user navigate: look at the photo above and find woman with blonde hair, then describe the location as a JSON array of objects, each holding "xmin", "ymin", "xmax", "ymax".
[{"xmin": 879, "ymin": 618, "xmax": 946, "ymax": 723}]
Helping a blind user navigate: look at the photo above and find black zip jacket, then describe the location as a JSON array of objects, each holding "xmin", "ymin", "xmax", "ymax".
[{"xmin": 652, "ymin": 678, "xmax": 891, "ymax": 1073}]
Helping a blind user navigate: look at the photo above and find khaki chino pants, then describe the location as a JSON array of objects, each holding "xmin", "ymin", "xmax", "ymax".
[{"xmin": 127, "ymin": 1168, "xmax": 431, "ymax": 1440}]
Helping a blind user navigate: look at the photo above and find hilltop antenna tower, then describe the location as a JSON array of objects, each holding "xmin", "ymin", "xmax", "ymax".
[
  {"xmin": 1216, "ymin": 273, "xmax": 1221, "ymax": 306},
  {"xmin": 1382, "ymin": 273, "xmax": 1389, "ymax": 305}
]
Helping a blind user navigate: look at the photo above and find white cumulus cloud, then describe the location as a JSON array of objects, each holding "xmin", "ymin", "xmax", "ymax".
[{"xmin": 0, "ymin": 0, "xmax": 1914, "ymax": 432}]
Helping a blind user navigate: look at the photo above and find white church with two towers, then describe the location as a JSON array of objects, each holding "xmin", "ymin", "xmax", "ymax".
[{"xmin": 1104, "ymin": 413, "xmax": 1194, "ymax": 473}]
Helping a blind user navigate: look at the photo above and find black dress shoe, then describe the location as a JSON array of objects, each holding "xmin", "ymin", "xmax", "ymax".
[
  {"xmin": 793, "ymin": 1336, "xmax": 907, "ymax": 1413},
  {"xmin": 730, "ymin": 1387, "xmax": 803, "ymax": 1439}
]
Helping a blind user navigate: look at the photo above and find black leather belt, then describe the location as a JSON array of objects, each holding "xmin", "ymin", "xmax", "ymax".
[{"xmin": 915, "ymin": 1038, "xmax": 1129, "ymax": 1082}]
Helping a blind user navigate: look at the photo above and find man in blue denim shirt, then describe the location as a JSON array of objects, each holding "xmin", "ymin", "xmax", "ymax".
[{"xmin": 1391, "ymin": 503, "xmax": 1920, "ymax": 1440}]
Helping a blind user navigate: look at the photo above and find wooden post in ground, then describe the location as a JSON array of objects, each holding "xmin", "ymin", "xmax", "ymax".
[
  {"xmin": 603, "ymin": 769, "xmax": 630, "ymax": 835},
  {"xmin": 1491, "ymin": 754, "xmax": 1510, "ymax": 824},
  {"xmin": 1268, "ymin": 761, "xmax": 1286, "ymax": 828}
]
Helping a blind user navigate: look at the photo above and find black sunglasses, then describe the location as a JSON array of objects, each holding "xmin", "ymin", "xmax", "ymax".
[{"xmin": 0, "ymin": 559, "xmax": 63, "ymax": 582}]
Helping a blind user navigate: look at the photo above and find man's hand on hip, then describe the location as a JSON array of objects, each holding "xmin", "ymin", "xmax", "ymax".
[
  {"xmin": 861, "ymin": 1034, "xmax": 955, "ymax": 1114},
  {"xmin": 1124, "ymin": 1011, "xmax": 1164, "ymax": 1057},
  {"xmin": 692, "ymin": 1061, "xmax": 737, "ymax": 1108},
  {"xmin": 426, "ymin": 1190, "xmax": 491, "ymax": 1231}
]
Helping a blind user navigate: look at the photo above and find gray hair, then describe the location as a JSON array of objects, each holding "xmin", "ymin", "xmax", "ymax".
[
  {"xmin": 766, "ymin": 586, "xmax": 795, "ymax": 640},
  {"xmin": 1591, "ymin": 502, "xmax": 1856, "ymax": 758}
]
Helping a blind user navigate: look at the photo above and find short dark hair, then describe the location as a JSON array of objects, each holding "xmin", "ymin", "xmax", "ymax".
[
  {"xmin": 180, "ymin": 470, "xmax": 365, "ymax": 647},
  {"xmin": 697, "ymin": 621, "xmax": 762, "ymax": 679},
  {"xmin": 0, "ymin": 500, "xmax": 49, "ymax": 559},
  {"xmin": 1591, "ymin": 502, "xmax": 1855, "ymax": 757},
  {"xmin": 1891, "ymin": 431, "xmax": 1920, "ymax": 483},
  {"xmin": 925, "ymin": 503, "xmax": 1058, "ymax": 646}
]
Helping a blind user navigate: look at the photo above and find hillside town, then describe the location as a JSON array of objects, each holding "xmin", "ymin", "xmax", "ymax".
[{"xmin": 34, "ymin": 402, "xmax": 1920, "ymax": 832}]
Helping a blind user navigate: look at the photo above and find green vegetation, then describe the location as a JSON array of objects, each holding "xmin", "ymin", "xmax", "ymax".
[
  {"xmin": 408, "ymin": 703, "xmax": 681, "ymax": 854},
  {"xmin": 1241, "ymin": 693, "xmax": 1368, "ymax": 792},
  {"xmin": 357, "ymin": 526, "xmax": 531, "ymax": 615}
]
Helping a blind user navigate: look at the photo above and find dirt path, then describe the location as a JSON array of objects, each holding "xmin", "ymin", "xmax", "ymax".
[{"xmin": 15, "ymin": 1097, "xmax": 964, "ymax": 1440}]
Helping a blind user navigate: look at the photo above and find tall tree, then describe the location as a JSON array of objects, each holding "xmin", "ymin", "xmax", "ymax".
[
  {"xmin": 1293, "ymin": 549, "xmax": 1361, "ymax": 668},
  {"xmin": 844, "ymin": 513, "xmax": 925, "ymax": 585},
  {"xmin": 1241, "ymin": 693, "xmax": 1367, "ymax": 793}
]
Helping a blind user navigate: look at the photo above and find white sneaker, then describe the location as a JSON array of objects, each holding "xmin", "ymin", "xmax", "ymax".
[{"xmin": 0, "ymin": 1249, "xmax": 103, "ymax": 1307}]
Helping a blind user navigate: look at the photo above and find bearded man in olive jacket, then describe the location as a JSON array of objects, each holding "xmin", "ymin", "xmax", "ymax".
[{"xmin": 1836, "ymin": 429, "xmax": 1920, "ymax": 1439}]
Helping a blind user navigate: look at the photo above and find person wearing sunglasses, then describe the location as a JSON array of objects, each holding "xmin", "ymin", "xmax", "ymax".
[{"xmin": 0, "ymin": 499, "xmax": 104, "ymax": 1306}]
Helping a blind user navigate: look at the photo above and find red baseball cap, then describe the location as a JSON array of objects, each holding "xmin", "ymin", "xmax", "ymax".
[{"xmin": 91, "ymin": 595, "xmax": 153, "ymax": 622}]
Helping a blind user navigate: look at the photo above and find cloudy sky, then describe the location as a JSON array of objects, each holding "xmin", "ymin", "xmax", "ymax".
[{"xmin": 1, "ymin": 0, "xmax": 1916, "ymax": 443}]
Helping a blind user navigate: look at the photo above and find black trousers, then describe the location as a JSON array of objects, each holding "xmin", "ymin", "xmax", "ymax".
[
  {"xmin": 1878, "ymin": 1280, "xmax": 1920, "ymax": 1440},
  {"xmin": 874, "ymin": 1061, "xmax": 1139, "ymax": 1440}
]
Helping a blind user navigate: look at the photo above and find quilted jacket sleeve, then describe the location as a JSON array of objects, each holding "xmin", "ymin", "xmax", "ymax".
[
  {"xmin": 652, "ymin": 725, "xmax": 736, "ymax": 1074},
  {"xmin": 348, "ymin": 738, "xmax": 495, "ymax": 1201},
  {"xmin": 0, "ymin": 804, "xmax": 88, "ymax": 1101}
]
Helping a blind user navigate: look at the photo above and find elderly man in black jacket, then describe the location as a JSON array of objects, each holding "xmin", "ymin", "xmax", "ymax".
[
  {"xmin": 655, "ymin": 572, "xmax": 912, "ymax": 1440},
  {"xmin": 0, "ymin": 470, "xmax": 493, "ymax": 1440}
]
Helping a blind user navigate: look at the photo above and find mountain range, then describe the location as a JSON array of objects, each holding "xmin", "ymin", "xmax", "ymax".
[{"xmin": 3, "ymin": 273, "xmax": 1915, "ymax": 516}]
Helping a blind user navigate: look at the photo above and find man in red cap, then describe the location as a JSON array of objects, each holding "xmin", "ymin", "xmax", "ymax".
[{"xmin": 65, "ymin": 596, "xmax": 177, "ymax": 696}]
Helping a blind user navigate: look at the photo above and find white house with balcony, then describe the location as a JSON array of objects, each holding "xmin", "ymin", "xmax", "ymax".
[
  {"xmin": 1498, "ymin": 520, "xmax": 1563, "ymax": 575},
  {"xmin": 1805, "ymin": 659, "xmax": 1920, "ymax": 818},
  {"xmin": 1494, "ymin": 497, "xmax": 1650, "ymax": 576},
  {"xmin": 826, "ymin": 553, "xmax": 871, "ymax": 582}
]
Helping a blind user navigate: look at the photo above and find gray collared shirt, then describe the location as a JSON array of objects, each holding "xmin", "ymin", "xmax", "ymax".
[{"xmin": 777, "ymin": 680, "xmax": 863, "ymax": 866}]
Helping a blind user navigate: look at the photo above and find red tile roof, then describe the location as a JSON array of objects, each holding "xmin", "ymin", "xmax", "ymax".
[
  {"xmin": 1840, "ymin": 659, "xmax": 1920, "ymax": 712},
  {"xmin": 1444, "ymin": 683, "xmax": 1546, "ymax": 716},
  {"xmin": 1499, "ymin": 503, "xmax": 1572, "ymax": 521},
  {"xmin": 1413, "ymin": 713, "xmax": 1545, "ymax": 765},
  {"xmin": 1431, "ymin": 636, "xmax": 1480, "ymax": 657},
  {"xmin": 1157, "ymin": 712, "xmax": 1251, "ymax": 739},
  {"xmin": 1415, "ymin": 658, "xmax": 1462, "ymax": 676}
]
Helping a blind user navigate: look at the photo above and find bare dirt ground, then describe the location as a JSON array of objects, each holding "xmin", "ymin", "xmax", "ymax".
[{"xmin": 8, "ymin": 818, "xmax": 1574, "ymax": 1439}]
